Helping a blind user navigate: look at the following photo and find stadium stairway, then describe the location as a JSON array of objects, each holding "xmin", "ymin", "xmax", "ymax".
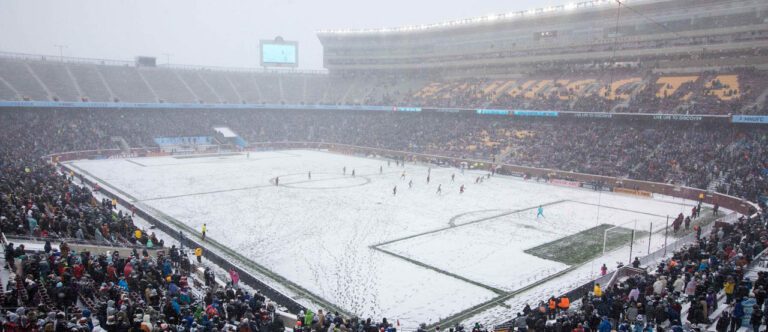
[
  {"xmin": 63, "ymin": 64, "xmax": 85, "ymax": 100},
  {"xmin": 111, "ymin": 136, "xmax": 131, "ymax": 153},
  {"xmin": 694, "ymin": 247, "xmax": 768, "ymax": 331},
  {"xmin": 94, "ymin": 67, "xmax": 117, "ymax": 101},
  {"xmin": 174, "ymin": 70, "xmax": 201, "ymax": 103},
  {"xmin": 24, "ymin": 62, "xmax": 53, "ymax": 101},
  {"xmin": 743, "ymin": 84, "xmax": 768, "ymax": 114},
  {"xmin": 136, "ymin": 69, "xmax": 160, "ymax": 102},
  {"xmin": 707, "ymin": 171, "xmax": 730, "ymax": 193},
  {"xmin": 196, "ymin": 71, "xmax": 224, "ymax": 103}
]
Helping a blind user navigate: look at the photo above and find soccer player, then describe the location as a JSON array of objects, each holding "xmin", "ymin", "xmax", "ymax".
[
  {"xmin": 308, "ymin": 171, "xmax": 311, "ymax": 180},
  {"xmin": 436, "ymin": 184, "xmax": 442, "ymax": 194},
  {"xmin": 408, "ymin": 180, "xmax": 413, "ymax": 189},
  {"xmin": 460, "ymin": 185, "xmax": 465, "ymax": 194},
  {"xmin": 393, "ymin": 186, "xmax": 397, "ymax": 196},
  {"xmin": 537, "ymin": 206, "xmax": 545, "ymax": 218}
]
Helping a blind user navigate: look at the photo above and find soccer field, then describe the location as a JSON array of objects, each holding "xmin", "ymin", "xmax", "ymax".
[{"xmin": 69, "ymin": 150, "xmax": 696, "ymax": 325}]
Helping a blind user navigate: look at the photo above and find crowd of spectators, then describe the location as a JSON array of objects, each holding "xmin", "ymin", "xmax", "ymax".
[
  {"xmin": 0, "ymin": 110, "xmax": 296, "ymax": 331},
  {"xmin": 0, "ymin": 108, "xmax": 766, "ymax": 201},
  {"xmin": 504, "ymin": 203, "xmax": 766, "ymax": 332},
  {"xmin": 0, "ymin": 106, "xmax": 767, "ymax": 331},
  {"xmin": 403, "ymin": 67, "xmax": 768, "ymax": 116}
]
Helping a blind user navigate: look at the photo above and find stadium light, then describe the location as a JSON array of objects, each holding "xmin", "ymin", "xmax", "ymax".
[{"xmin": 53, "ymin": 44, "xmax": 67, "ymax": 62}]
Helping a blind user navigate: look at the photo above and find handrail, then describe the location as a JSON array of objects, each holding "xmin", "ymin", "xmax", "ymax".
[{"xmin": 3, "ymin": 234, "xmax": 160, "ymax": 250}]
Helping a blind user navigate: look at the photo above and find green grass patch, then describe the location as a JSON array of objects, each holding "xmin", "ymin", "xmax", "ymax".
[{"xmin": 525, "ymin": 224, "xmax": 645, "ymax": 265}]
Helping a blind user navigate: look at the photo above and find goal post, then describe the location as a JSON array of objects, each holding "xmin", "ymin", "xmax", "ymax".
[{"xmin": 602, "ymin": 219, "xmax": 666, "ymax": 257}]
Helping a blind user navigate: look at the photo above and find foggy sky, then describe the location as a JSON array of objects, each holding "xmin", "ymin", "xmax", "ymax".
[{"xmin": 0, "ymin": 0, "xmax": 568, "ymax": 70}]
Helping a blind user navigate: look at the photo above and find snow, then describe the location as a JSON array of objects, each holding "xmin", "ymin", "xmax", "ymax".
[{"xmin": 69, "ymin": 150, "xmax": 703, "ymax": 326}]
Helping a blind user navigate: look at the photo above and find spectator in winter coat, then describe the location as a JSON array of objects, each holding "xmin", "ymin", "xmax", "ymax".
[
  {"xmin": 594, "ymin": 283, "xmax": 603, "ymax": 298},
  {"xmin": 514, "ymin": 313, "xmax": 528, "ymax": 332},
  {"xmin": 598, "ymin": 317, "xmax": 612, "ymax": 332},
  {"xmin": 629, "ymin": 287, "xmax": 640, "ymax": 301},
  {"xmin": 626, "ymin": 304, "xmax": 639, "ymax": 322},
  {"xmin": 229, "ymin": 268, "xmax": 240, "ymax": 287},
  {"xmin": 123, "ymin": 262, "xmax": 133, "ymax": 278},
  {"xmin": 685, "ymin": 279, "xmax": 698, "ymax": 299},
  {"xmin": 716, "ymin": 311, "xmax": 731, "ymax": 332},
  {"xmin": 756, "ymin": 286, "xmax": 768, "ymax": 307},
  {"xmin": 750, "ymin": 307, "xmax": 763, "ymax": 332},
  {"xmin": 673, "ymin": 277, "xmax": 685, "ymax": 293},
  {"xmin": 731, "ymin": 300, "xmax": 745, "ymax": 332},
  {"xmin": 653, "ymin": 277, "xmax": 666, "ymax": 295},
  {"xmin": 724, "ymin": 278, "xmax": 736, "ymax": 304}
]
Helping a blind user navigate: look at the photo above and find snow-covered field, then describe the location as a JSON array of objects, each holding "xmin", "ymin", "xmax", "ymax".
[{"xmin": 69, "ymin": 150, "xmax": 697, "ymax": 326}]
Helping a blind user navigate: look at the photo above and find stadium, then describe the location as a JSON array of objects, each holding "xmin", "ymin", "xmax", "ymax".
[{"xmin": 0, "ymin": 0, "xmax": 767, "ymax": 331}]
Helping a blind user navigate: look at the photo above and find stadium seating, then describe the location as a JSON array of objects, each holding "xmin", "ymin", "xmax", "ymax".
[{"xmin": 3, "ymin": 55, "xmax": 768, "ymax": 114}]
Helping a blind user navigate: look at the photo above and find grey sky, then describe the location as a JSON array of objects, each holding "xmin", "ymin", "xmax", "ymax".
[{"xmin": 0, "ymin": 0, "xmax": 568, "ymax": 70}]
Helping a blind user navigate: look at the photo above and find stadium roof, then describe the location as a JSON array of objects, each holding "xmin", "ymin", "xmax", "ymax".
[{"xmin": 317, "ymin": 0, "xmax": 636, "ymax": 36}]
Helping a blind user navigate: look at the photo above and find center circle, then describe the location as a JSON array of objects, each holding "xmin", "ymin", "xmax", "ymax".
[{"xmin": 273, "ymin": 172, "xmax": 371, "ymax": 189}]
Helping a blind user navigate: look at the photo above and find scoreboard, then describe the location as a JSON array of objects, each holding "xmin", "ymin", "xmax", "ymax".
[{"xmin": 260, "ymin": 37, "xmax": 298, "ymax": 68}]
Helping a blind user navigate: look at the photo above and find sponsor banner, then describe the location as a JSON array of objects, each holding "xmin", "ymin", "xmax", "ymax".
[
  {"xmin": 499, "ymin": 171, "xmax": 525, "ymax": 178},
  {"xmin": 0, "ymin": 101, "xmax": 737, "ymax": 124},
  {"xmin": 581, "ymin": 182, "xmax": 612, "ymax": 191},
  {"xmin": 571, "ymin": 112, "xmax": 613, "ymax": 119},
  {"xmin": 476, "ymin": 109, "xmax": 510, "ymax": 115},
  {"xmin": 550, "ymin": 179, "xmax": 581, "ymax": 188},
  {"xmin": 652, "ymin": 114, "xmax": 703, "ymax": 121},
  {"xmin": 732, "ymin": 115, "xmax": 768, "ymax": 124},
  {"xmin": 393, "ymin": 106, "xmax": 421, "ymax": 112},
  {"xmin": 614, "ymin": 187, "xmax": 653, "ymax": 197},
  {"xmin": 513, "ymin": 110, "xmax": 559, "ymax": 117}
]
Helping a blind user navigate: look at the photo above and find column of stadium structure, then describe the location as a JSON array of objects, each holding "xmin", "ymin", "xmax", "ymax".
[
  {"xmin": 63, "ymin": 64, "xmax": 84, "ymax": 100},
  {"xmin": 277, "ymin": 76, "xmax": 285, "ymax": 103},
  {"xmin": 196, "ymin": 71, "xmax": 224, "ymax": 103},
  {"xmin": 24, "ymin": 62, "xmax": 54, "ymax": 101},
  {"xmin": 174, "ymin": 70, "xmax": 201, "ymax": 103},
  {"xmin": 136, "ymin": 68, "xmax": 160, "ymax": 102}
]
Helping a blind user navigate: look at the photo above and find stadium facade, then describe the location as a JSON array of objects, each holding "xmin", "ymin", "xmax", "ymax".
[{"xmin": 318, "ymin": 0, "xmax": 768, "ymax": 75}]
